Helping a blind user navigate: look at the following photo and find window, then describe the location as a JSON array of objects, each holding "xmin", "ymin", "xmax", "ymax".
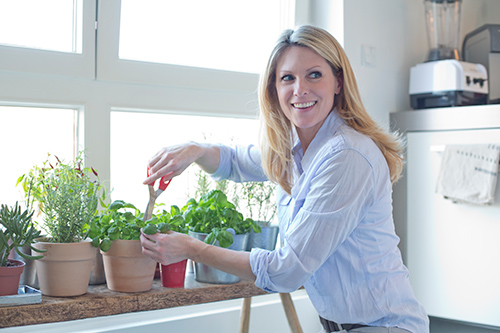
[
  {"xmin": 119, "ymin": 0, "xmax": 295, "ymax": 74},
  {"xmin": 0, "ymin": 0, "xmax": 83, "ymax": 53},
  {"xmin": 0, "ymin": 0, "xmax": 95, "ymax": 78},
  {"xmin": 0, "ymin": 106, "xmax": 77, "ymax": 206},
  {"xmin": 110, "ymin": 111, "xmax": 260, "ymax": 209},
  {"xmin": 0, "ymin": 0, "xmax": 308, "ymax": 212}
]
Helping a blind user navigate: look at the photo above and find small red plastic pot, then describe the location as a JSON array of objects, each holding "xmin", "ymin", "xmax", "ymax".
[{"xmin": 160, "ymin": 259, "xmax": 187, "ymax": 288}]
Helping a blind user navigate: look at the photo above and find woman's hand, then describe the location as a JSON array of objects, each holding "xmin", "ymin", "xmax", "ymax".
[
  {"xmin": 143, "ymin": 142, "xmax": 220, "ymax": 185},
  {"xmin": 141, "ymin": 230, "xmax": 256, "ymax": 281},
  {"xmin": 140, "ymin": 230, "xmax": 203, "ymax": 266}
]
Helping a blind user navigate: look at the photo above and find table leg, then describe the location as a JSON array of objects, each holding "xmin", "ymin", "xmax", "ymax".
[
  {"xmin": 239, "ymin": 297, "xmax": 252, "ymax": 333},
  {"xmin": 280, "ymin": 293, "xmax": 303, "ymax": 333}
]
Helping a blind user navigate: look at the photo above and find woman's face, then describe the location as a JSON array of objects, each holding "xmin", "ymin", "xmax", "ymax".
[{"xmin": 275, "ymin": 46, "xmax": 342, "ymax": 149}]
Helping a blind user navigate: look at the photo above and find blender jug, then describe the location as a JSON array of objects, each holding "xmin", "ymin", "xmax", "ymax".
[{"xmin": 424, "ymin": 0, "xmax": 462, "ymax": 62}]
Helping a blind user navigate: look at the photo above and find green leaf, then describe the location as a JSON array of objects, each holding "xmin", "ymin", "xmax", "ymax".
[
  {"xmin": 100, "ymin": 238, "xmax": 111, "ymax": 252},
  {"xmin": 156, "ymin": 222, "xmax": 169, "ymax": 233},
  {"xmin": 15, "ymin": 174, "xmax": 25, "ymax": 187},
  {"xmin": 101, "ymin": 215, "xmax": 110, "ymax": 225},
  {"xmin": 145, "ymin": 216, "xmax": 159, "ymax": 225},
  {"xmin": 109, "ymin": 200, "xmax": 125, "ymax": 211},
  {"xmin": 218, "ymin": 230, "xmax": 233, "ymax": 248},
  {"xmin": 251, "ymin": 219, "xmax": 261, "ymax": 233},
  {"xmin": 170, "ymin": 205, "xmax": 181, "ymax": 216},
  {"xmin": 123, "ymin": 203, "xmax": 137, "ymax": 210},
  {"xmin": 143, "ymin": 223, "xmax": 158, "ymax": 235},
  {"xmin": 109, "ymin": 231, "xmax": 120, "ymax": 241},
  {"xmin": 14, "ymin": 247, "xmax": 44, "ymax": 261},
  {"xmin": 205, "ymin": 232, "xmax": 216, "ymax": 245},
  {"xmin": 91, "ymin": 237, "xmax": 100, "ymax": 248}
]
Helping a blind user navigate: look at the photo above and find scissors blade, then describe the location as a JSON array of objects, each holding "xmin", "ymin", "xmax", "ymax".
[{"xmin": 143, "ymin": 169, "xmax": 172, "ymax": 222}]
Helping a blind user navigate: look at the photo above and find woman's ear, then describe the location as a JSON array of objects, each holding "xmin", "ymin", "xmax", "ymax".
[{"xmin": 334, "ymin": 71, "xmax": 343, "ymax": 95}]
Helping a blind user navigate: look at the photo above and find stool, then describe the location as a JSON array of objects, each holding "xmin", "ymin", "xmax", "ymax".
[{"xmin": 239, "ymin": 293, "xmax": 303, "ymax": 333}]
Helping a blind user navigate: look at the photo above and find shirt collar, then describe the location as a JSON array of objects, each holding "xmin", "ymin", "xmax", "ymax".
[{"xmin": 292, "ymin": 110, "xmax": 341, "ymax": 174}]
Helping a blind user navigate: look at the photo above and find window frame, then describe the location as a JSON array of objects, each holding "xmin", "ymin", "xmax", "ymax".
[
  {"xmin": 97, "ymin": 0, "xmax": 262, "ymax": 94},
  {"xmin": 0, "ymin": 0, "xmax": 96, "ymax": 78}
]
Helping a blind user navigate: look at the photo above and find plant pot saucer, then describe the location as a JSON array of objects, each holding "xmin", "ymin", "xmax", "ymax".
[{"xmin": 0, "ymin": 285, "xmax": 41, "ymax": 307}]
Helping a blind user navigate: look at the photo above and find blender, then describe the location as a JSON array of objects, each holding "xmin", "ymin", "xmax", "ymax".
[
  {"xmin": 425, "ymin": 0, "xmax": 461, "ymax": 61},
  {"xmin": 409, "ymin": 0, "xmax": 488, "ymax": 109}
]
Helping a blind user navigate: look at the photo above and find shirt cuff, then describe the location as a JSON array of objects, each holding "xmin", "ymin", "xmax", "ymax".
[
  {"xmin": 210, "ymin": 144, "xmax": 231, "ymax": 181},
  {"xmin": 250, "ymin": 247, "xmax": 277, "ymax": 293}
]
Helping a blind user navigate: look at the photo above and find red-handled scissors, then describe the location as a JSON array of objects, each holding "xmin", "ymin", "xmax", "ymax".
[{"xmin": 143, "ymin": 168, "xmax": 172, "ymax": 221}]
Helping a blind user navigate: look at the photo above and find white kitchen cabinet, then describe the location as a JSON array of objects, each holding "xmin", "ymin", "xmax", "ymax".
[{"xmin": 391, "ymin": 105, "xmax": 500, "ymax": 329}]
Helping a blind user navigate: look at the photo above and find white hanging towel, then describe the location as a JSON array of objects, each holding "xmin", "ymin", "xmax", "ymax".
[{"xmin": 436, "ymin": 144, "xmax": 500, "ymax": 205}]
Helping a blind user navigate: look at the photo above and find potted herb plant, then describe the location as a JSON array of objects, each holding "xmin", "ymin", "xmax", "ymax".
[
  {"xmin": 241, "ymin": 181, "xmax": 279, "ymax": 251},
  {"xmin": 87, "ymin": 199, "xmax": 157, "ymax": 292},
  {"xmin": 0, "ymin": 202, "xmax": 45, "ymax": 296},
  {"xmin": 142, "ymin": 205, "xmax": 190, "ymax": 288},
  {"xmin": 185, "ymin": 189, "xmax": 260, "ymax": 247},
  {"xmin": 183, "ymin": 189, "xmax": 260, "ymax": 284},
  {"xmin": 18, "ymin": 152, "xmax": 103, "ymax": 297}
]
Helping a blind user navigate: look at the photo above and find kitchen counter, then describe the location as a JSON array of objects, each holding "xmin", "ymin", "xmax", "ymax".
[{"xmin": 0, "ymin": 272, "xmax": 267, "ymax": 328}]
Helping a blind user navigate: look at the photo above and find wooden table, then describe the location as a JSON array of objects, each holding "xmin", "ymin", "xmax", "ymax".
[{"xmin": 0, "ymin": 272, "xmax": 268, "ymax": 328}]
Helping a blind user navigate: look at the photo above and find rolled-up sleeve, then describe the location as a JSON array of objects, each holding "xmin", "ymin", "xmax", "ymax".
[
  {"xmin": 250, "ymin": 245, "xmax": 313, "ymax": 293},
  {"xmin": 211, "ymin": 144, "xmax": 267, "ymax": 182}
]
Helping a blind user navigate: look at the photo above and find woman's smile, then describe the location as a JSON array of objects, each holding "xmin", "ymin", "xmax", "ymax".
[{"xmin": 292, "ymin": 101, "xmax": 317, "ymax": 109}]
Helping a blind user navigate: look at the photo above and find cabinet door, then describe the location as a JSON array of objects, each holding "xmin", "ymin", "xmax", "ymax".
[{"xmin": 407, "ymin": 129, "xmax": 500, "ymax": 327}]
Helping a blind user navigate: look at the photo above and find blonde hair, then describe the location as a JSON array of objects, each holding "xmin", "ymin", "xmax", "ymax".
[{"xmin": 259, "ymin": 25, "xmax": 403, "ymax": 194}]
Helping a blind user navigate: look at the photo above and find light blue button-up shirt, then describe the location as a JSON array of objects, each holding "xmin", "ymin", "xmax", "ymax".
[{"xmin": 211, "ymin": 111, "xmax": 429, "ymax": 333}]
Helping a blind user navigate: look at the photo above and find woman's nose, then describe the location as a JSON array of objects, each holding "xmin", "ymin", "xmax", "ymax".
[{"xmin": 294, "ymin": 79, "xmax": 309, "ymax": 96}]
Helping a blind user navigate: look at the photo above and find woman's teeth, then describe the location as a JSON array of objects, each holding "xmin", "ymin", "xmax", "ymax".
[{"xmin": 293, "ymin": 101, "xmax": 316, "ymax": 109}]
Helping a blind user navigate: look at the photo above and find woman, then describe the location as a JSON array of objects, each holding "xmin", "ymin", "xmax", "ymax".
[{"xmin": 141, "ymin": 25, "xmax": 429, "ymax": 333}]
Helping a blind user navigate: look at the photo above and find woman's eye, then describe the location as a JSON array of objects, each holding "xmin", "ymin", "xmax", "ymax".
[
  {"xmin": 281, "ymin": 74, "xmax": 294, "ymax": 82},
  {"xmin": 310, "ymin": 71, "xmax": 322, "ymax": 79}
]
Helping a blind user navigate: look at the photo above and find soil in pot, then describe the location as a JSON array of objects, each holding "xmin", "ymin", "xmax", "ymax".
[
  {"xmin": 101, "ymin": 239, "xmax": 157, "ymax": 292},
  {"xmin": 0, "ymin": 259, "xmax": 26, "ymax": 296}
]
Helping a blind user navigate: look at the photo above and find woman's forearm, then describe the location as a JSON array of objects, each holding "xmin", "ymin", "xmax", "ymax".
[
  {"xmin": 188, "ymin": 236, "xmax": 256, "ymax": 281},
  {"xmin": 193, "ymin": 142, "xmax": 221, "ymax": 174}
]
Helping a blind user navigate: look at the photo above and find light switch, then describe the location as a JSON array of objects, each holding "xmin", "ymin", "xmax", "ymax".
[{"xmin": 361, "ymin": 44, "xmax": 376, "ymax": 67}]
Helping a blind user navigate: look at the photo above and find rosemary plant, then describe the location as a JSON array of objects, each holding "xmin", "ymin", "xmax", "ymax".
[{"xmin": 18, "ymin": 152, "xmax": 104, "ymax": 243}]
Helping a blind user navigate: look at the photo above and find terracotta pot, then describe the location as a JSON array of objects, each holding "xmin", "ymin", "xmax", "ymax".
[
  {"xmin": 32, "ymin": 239, "xmax": 96, "ymax": 297},
  {"xmin": 101, "ymin": 239, "xmax": 156, "ymax": 292},
  {"xmin": 0, "ymin": 259, "xmax": 26, "ymax": 296},
  {"xmin": 160, "ymin": 259, "xmax": 187, "ymax": 288}
]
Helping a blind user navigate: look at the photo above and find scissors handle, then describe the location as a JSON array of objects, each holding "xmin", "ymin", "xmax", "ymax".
[{"xmin": 147, "ymin": 167, "xmax": 172, "ymax": 191}]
